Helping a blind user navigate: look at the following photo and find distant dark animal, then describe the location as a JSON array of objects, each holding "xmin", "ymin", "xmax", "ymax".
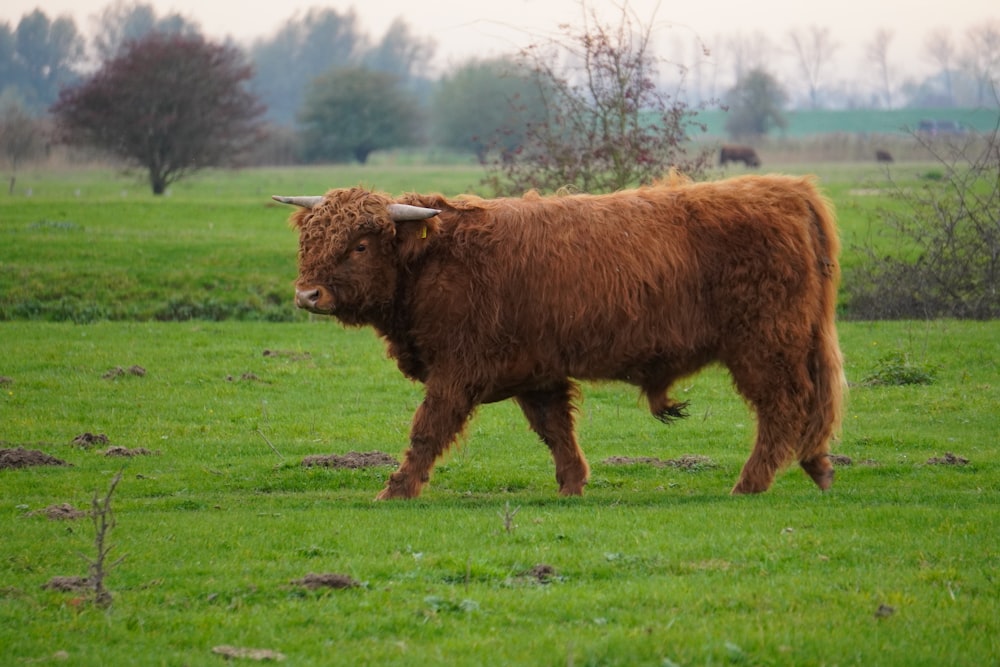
[
  {"xmin": 719, "ymin": 145, "xmax": 761, "ymax": 167},
  {"xmin": 875, "ymin": 149, "xmax": 894, "ymax": 163},
  {"xmin": 274, "ymin": 173, "xmax": 844, "ymax": 500}
]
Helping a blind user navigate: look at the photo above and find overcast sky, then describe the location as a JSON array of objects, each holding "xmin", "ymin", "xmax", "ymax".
[{"xmin": 3, "ymin": 0, "xmax": 997, "ymax": 77}]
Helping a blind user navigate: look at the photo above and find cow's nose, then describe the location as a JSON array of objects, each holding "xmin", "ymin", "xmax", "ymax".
[{"xmin": 295, "ymin": 288, "xmax": 321, "ymax": 310}]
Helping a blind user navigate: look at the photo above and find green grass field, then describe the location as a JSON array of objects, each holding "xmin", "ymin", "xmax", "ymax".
[
  {"xmin": 698, "ymin": 108, "xmax": 1000, "ymax": 138},
  {"xmin": 1, "ymin": 164, "xmax": 998, "ymax": 665}
]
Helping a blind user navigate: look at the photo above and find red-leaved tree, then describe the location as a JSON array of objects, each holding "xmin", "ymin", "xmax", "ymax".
[{"xmin": 51, "ymin": 33, "xmax": 264, "ymax": 194}]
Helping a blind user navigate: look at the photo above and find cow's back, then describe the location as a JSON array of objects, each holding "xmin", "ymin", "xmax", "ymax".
[{"xmin": 403, "ymin": 176, "xmax": 826, "ymax": 381}]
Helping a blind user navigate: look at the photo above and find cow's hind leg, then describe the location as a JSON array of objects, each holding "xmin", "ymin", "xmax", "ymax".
[
  {"xmin": 377, "ymin": 385, "xmax": 475, "ymax": 500},
  {"xmin": 795, "ymin": 376, "xmax": 839, "ymax": 491},
  {"xmin": 796, "ymin": 324, "xmax": 844, "ymax": 491},
  {"xmin": 731, "ymin": 410, "xmax": 797, "ymax": 494},
  {"xmin": 515, "ymin": 382, "xmax": 589, "ymax": 496},
  {"xmin": 800, "ymin": 455, "xmax": 834, "ymax": 491},
  {"xmin": 727, "ymin": 350, "xmax": 811, "ymax": 495}
]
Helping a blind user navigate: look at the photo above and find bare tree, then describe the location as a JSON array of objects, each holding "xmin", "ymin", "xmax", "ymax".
[
  {"xmin": 924, "ymin": 28, "xmax": 956, "ymax": 104},
  {"xmin": 961, "ymin": 21, "xmax": 1000, "ymax": 107},
  {"xmin": 0, "ymin": 92, "xmax": 45, "ymax": 194},
  {"xmin": 847, "ymin": 111, "xmax": 1000, "ymax": 319},
  {"xmin": 788, "ymin": 25, "xmax": 840, "ymax": 109},
  {"xmin": 725, "ymin": 31, "xmax": 774, "ymax": 86},
  {"xmin": 687, "ymin": 34, "xmax": 715, "ymax": 105},
  {"xmin": 865, "ymin": 28, "xmax": 896, "ymax": 109},
  {"xmin": 483, "ymin": 4, "xmax": 712, "ymax": 195},
  {"xmin": 81, "ymin": 470, "xmax": 126, "ymax": 608},
  {"xmin": 89, "ymin": 0, "xmax": 201, "ymax": 61},
  {"xmin": 364, "ymin": 17, "xmax": 436, "ymax": 82}
]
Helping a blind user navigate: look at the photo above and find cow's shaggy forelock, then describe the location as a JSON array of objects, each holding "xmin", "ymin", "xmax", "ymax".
[{"xmin": 292, "ymin": 187, "xmax": 397, "ymax": 280}]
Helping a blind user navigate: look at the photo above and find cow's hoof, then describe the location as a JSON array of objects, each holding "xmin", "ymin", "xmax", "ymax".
[
  {"xmin": 375, "ymin": 482, "xmax": 417, "ymax": 501},
  {"xmin": 375, "ymin": 490, "xmax": 412, "ymax": 501},
  {"xmin": 801, "ymin": 457, "xmax": 835, "ymax": 491},
  {"xmin": 557, "ymin": 480, "xmax": 587, "ymax": 496},
  {"xmin": 730, "ymin": 479, "xmax": 769, "ymax": 495}
]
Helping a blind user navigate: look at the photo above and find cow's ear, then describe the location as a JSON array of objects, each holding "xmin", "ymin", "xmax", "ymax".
[{"xmin": 394, "ymin": 217, "xmax": 439, "ymax": 263}]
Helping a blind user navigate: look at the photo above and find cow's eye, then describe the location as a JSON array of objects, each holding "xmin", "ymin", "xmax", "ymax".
[{"xmin": 354, "ymin": 242, "xmax": 367, "ymax": 253}]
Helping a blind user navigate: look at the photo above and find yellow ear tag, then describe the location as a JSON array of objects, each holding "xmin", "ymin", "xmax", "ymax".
[{"xmin": 421, "ymin": 226, "xmax": 427, "ymax": 239}]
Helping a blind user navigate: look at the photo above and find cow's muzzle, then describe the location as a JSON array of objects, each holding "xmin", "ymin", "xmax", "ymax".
[{"xmin": 295, "ymin": 288, "xmax": 324, "ymax": 312}]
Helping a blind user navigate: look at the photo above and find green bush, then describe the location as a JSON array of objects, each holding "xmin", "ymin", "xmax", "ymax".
[{"xmin": 861, "ymin": 352, "xmax": 938, "ymax": 386}]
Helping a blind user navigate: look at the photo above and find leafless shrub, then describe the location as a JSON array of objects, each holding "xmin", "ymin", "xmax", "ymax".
[
  {"xmin": 482, "ymin": 4, "xmax": 712, "ymax": 195},
  {"xmin": 79, "ymin": 470, "xmax": 126, "ymax": 608},
  {"xmin": 846, "ymin": 107, "xmax": 1000, "ymax": 319}
]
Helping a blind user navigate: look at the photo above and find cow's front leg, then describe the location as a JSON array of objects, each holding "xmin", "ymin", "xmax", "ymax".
[
  {"xmin": 376, "ymin": 386, "xmax": 474, "ymax": 500},
  {"xmin": 515, "ymin": 381, "xmax": 589, "ymax": 496}
]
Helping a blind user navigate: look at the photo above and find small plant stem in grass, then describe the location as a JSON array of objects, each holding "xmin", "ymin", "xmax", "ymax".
[
  {"xmin": 499, "ymin": 501, "xmax": 520, "ymax": 534},
  {"xmin": 78, "ymin": 469, "xmax": 126, "ymax": 608},
  {"xmin": 257, "ymin": 400, "xmax": 284, "ymax": 460},
  {"xmin": 256, "ymin": 429, "xmax": 284, "ymax": 460}
]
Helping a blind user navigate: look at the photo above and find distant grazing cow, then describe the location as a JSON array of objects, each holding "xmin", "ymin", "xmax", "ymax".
[
  {"xmin": 875, "ymin": 149, "xmax": 894, "ymax": 163},
  {"xmin": 274, "ymin": 173, "xmax": 844, "ymax": 500},
  {"xmin": 719, "ymin": 145, "xmax": 761, "ymax": 167}
]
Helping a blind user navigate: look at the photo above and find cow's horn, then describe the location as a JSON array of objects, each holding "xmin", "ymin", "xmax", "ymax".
[
  {"xmin": 272, "ymin": 195, "xmax": 324, "ymax": 209},
  {"xmin": 387, "ymin": 204, "xmax": 440, "ymax": 221}
]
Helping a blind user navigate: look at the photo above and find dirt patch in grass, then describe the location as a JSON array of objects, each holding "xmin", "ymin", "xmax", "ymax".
[
  {"xmin": 42, "ymin": 576, "xmax": 91, "ymax": 592},
  {"xmin": 509, "ymin": 564, "xmax": 560, "ymax": 586},
  {"xmin": 525, "ymin": 564, "xmax": 558, "ymax": 583},
  {"xmin": 103, "ymin": 446, "xmax": 156, "ymax": 457},
  {"xmin": 72, "ymin": 433, "xmax": 109, "ymax": 448},
  {"xmin": 226, "ymin": 372, "xmax": 265, "ymax": 383},
  {"xmin": 291, "ymin": 573, "xmax": 360, "ymax": 590},
  {"xmin": 927, "ymin": 452, "xmax": 969, "ymax": 466},
  {"xmin": 0, "ymin": 447, "xmax": 70, "ymax": 469},
  {"xmin": 263, "ymin": 349, "xmax": 312, "ymax": 362},
  {"xmin": 602, "ymin": 455, "xmax": 716, "ymax": 470},
  {"xmin": 682, "ymin": 558, "xmax": 735, "ymax": 572},
  {"xmin": 30, "ymin": 503, "xmax": 88, "ymax": 520},
  {"xmin": 0, "ymin": 376, "xmax": 12, "ymax": 385},
  {"xmin": 829, "ymin": 455, "xmax": 881, "ymax": 467},
  {"xmin": 874, "ymin": 603, "xmax": 896, "ymax": 618},
  {"xmin": 211, "ymin": 645, "xmax": 286, "ymax": 662},
  {"xmin": 301, "ymin": 451, "xmax": 399, "ymax": 469},
  {"xmin": 102, "ymin": 365, "xmax": 146, "ymax": 379}
]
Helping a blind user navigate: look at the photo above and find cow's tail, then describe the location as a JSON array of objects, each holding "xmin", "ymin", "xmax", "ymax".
[{"xmin": 800, "ymin": 182, "xmax": 846, "ymax": 482}]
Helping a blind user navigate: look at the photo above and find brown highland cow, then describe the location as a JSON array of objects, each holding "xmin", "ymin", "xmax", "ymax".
[
  {"xmin": 274, "ymin": 173, "xmax": 844, "ymax": 500},
  {"xmin": 719, "ymin": 145, "xmax": 762, "ymax": 167}
]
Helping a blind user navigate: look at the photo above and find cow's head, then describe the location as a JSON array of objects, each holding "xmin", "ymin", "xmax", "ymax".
[{"xmin": 273, "ymin": 188, "xmax": 439, "ymax": 325}]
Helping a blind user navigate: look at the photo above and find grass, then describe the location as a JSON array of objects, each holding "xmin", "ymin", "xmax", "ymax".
[
  {"xmin": 2, "ymin": 320, "xmax": 998, "ymax": 666},
  {"xmin": 698, "ymin": 108, "xmax": 1000, "ymax": 138},
  {"xmin": 0, "ymin": 160, "xmax": 946, "ymax": 322},
  {"xmin": 0, "ymin": 164, "xmax": 487, "ymax": 323},
  {"xmin": 1, "ymin": 164, "xmax": 999, "ymax": 665}
]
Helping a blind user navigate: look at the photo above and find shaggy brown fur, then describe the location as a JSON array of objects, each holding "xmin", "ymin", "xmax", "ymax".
[
  {"xmin": 287, "ymin": 173, "xmax": 844, "ymax": 499},
  {"xmin": 719, "ymin": 145, "xmax": 762, "ymax": 167}
]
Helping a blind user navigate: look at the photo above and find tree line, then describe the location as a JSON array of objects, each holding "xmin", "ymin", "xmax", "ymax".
[
  {"xmin": 1, "ymin": 3, "xmax": 998, "ymax": 194},
  {"xmin": 1, "ymin": 3, "xmax": 716, "ymax": 194}
]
